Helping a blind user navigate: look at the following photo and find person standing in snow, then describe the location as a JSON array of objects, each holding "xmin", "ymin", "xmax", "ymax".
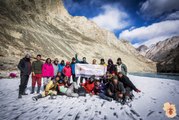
[
  {"xmin": 31, "ymin": 54, "xmax": 43, "ymax": 94},
  {"xmin": 62, "ymin": 61, "xmax": 72, "ymax": 79},
  {"xmin": 106, "ymin": 76, "xmax": 126, "ymax": 104},
  {"xmin": 75, "ymin": 53, "xmax": 88, "ymax": 64},
  {"xmin": 117, "ymin": 72, "xmax": 141, "ymax": 102},
  {"xmin": 32, "ymin": 76, "xmax": 60, "ymax": 101},
  {"xmin": 42, "ymin": 58, "xmax": 54, "ymax": 90},
  {"xmin": 100, "ymin": 58, "xmax": 107, "ymax": 66},
  {"xmin": 92, "ymin": 59, "xmax": 97, "ymax": 64},
  {"xmin": 107, "ymin": 59, "xmax": 116, "ymax": 74},
  {"xmin": 17, "ymin": 54, "xmax": 32, "ymax": 98},
  {"xmin": 115, "ymin": 58, "xmax": 127, "ymax": 76},
  {"xmin": 53, "ymin": 58, "xmax": 59, "ymax": 76},
  {"xmin": 71, "ymin": 57, "xmax": 76, "ymax": 82},
  {"xmin": 58, "ymin": 60, "xmax": 65, "ymax": 74}
]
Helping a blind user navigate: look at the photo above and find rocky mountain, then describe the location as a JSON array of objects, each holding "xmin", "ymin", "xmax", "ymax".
[
  {"xmin": 137, "ymin": 36, "xmax": 179, "ymax": 73},
  {"xmin": 136, "ymin": 45, "xmax": 148, "ymax": 56},
  {"xmin": 0, "ymin": 0, "xmax": 155, "ymax": 72}
]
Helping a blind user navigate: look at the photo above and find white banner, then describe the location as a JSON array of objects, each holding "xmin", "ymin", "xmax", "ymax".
[{"xmin": 75, "ymin": 64, "xmax": 107, "ymax": 78}]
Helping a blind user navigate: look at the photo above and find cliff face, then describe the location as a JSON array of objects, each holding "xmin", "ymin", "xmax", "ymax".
[
  {"xmin": 136, "ymin": 36, "xmax": 179, "ymax": 73},
  {"xmin": 145, "ymin": 36, "xmax": 179, "ymax": 62},
  {"xmin": 0, "ymin": 0, "xmax": 155, "ymax": 72}
]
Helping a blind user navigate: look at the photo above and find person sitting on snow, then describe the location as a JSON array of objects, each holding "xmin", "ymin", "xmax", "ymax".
[
  {"xmin": 106, "ymin": 76, "xmax": 126, "ymax": 104},
  {"xmin": 80, "ymin": 75, "xmax": 95, "ymax": 95},
  {"xmin": 94, "ymin": 80, "xmax": 112, "ymax": 101},
  {"xmin": 117, "ymin": 72, "xmax": 141, "ymax": 102},
  {"xmin": 58, "ymin": 76, "xmax": 79, "ymax": 97},
  {"xmin": 32, "ymin": 76, "xmax": 60, "ymax": 101}
]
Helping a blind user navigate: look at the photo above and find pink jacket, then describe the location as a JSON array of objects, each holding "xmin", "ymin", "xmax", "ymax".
[
  {"xmin": 42, "ymin": 63, "xmax": 54, "ymax": 77},
  {"xmin": 62, "ymin": 66, "xmax": 72, "ymax": 78}
]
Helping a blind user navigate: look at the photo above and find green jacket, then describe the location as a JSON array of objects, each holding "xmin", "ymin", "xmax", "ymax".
[
  {"xmin": 116, "ymin": 63, "xmax": 127, "ymax": 75},
  {"xmin": 32, "ymin": 60, "xmax": 43, "ymax": 74}
]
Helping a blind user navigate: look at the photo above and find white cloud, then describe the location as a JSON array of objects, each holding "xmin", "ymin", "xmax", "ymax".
[
  {"xmin": 90, "ymin": 5, "xmax": 130, "ymax": 31},
  {"xmin": 119, "ymin": 20, "xmax": 179, "ymax": 47},
  {"xmin": 166, "ymin": 11, "xmax": 179, "ymax": 20},
  {"xmin": 140, "ymin": 0, "xmax": 179, "ymax": 19}
]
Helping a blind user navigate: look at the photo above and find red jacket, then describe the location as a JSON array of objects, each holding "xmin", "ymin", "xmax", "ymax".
[
  {"xmin": 81, "ymin": 81, "xmax": 95, "ymax": 94},
  {"xmin": 62, "ymin": 66, "xmax": 72, "ymax": 78}
]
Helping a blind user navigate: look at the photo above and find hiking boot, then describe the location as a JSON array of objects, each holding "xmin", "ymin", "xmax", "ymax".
[
  {"xmin": 107, "ymin": 97, "xmax": 113, "ymax": 102},
  {"xmin": 43, "ymin": 85, "xmax": 46, "ymax": 90},
  {"xmin": 49, "ymin": 94, "xmax": 57, "ymax": 99},
  {"xmin": 22, "ymin": 92, "xmax": 28, "ymax": 95},
  {"xmin": 37, "ymin": 86, "xmax": 41, "ymax": 94},
  {"xmin": 32, "ymin": 94, "xmax": 42, "ymax": 101},
  {"xmin": 30, "ymin": 87, "xmax": 35, "ymax": 94},
  {"xmin": 18, "ymin": 94, "xmax": 22, "ymax": 99},
  {"xmin": 32, "ymin": 96, "xmax": 38, "ymax": 101}
]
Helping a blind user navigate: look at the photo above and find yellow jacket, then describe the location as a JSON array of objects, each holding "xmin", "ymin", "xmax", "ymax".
[{"xmin": 45, "ymin": 80, "xmax": 57, "ymax": 92}]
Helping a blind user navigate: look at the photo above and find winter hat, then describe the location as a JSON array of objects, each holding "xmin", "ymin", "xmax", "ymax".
[
  {"xmin": 66, "ymin": 61, "xmax": 70, "ymax": 65},
  {"xmin": 25, "ymin": 54, "xmax": 31, "ymax": 58},
  {"xmin": 112, "ymin": 76, "xmax": 118, "ymax": 80},
  {"xmin": 54, "ymin": 58, "xmax": 59, "ymax": 62}
]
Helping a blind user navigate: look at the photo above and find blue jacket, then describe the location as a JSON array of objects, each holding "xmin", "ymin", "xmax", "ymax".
[
  {"xmin": 58, "ymin": 64, "xmax": 65, "ymax": 72},
  {"xmin": 71, "ymin": 63, "xmax": 75, "ymax": 75}
]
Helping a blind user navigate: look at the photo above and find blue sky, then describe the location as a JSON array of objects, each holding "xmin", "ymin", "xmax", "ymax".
[{"xmin": 63, "ymin": 0, "xmax": 179, "ymax": 47}]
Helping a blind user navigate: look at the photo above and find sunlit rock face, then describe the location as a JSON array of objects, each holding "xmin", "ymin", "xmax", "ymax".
[
  {"xmin": 137, "ymin": 36, "xmax": 179, "ymax": 73},
  {"xmin": 0, "ymin": 0, "xmax": 155, "ymax": 72}
]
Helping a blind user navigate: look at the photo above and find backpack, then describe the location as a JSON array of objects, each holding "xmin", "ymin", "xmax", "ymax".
[{"xmin": 78, "ymin": 87, "xmax": 86, "ymax": 96}]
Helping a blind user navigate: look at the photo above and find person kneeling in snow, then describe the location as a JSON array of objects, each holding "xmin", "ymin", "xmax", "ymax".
[
  {"xmin": 94, "ymin": 80, "xmax": 112, "ymax": 101},
  {"xmin": 106, "ymin": 76, "xmax": 126, "ymax": 104},
  {"xmin": 58, "ymin": 77, "xmax": 79, "ymax": 97},
  {"xmin": 32, "ymin": 76, "xmax": 60, "ymax": 101},
  {"xmin": 117, "ymin": 72, "xmax": 141, "ymax": 102}
]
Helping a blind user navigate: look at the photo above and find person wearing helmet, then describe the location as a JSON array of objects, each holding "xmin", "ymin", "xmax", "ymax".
[{"xmin": 17, "ymin": 54, "xmax": 32, "ymax": 98}]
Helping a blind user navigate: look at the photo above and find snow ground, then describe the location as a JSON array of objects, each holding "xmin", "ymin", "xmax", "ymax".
[{"xmin": 0, "ymin": 75, "xmax": 179, "ymax": 120}]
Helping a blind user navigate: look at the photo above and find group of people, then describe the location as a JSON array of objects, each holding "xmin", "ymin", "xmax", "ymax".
[{"xmin": 17, "ymin": 53, "xmax": 141, "ymax": 104}]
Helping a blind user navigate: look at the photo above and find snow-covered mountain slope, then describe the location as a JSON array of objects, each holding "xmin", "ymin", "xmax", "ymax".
[{"xmin": 0, "ymin": 75, "xmax": 179, "ymax": 120}]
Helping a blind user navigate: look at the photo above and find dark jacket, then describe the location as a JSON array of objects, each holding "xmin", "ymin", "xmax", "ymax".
[
  {"xmin": 94, "ymin": 83, "xmax": 106, "ymax": 94},
  {"xmin": 75, "ymin": 54, "xmax": 88, "ymax": 64},
  {"xmin": 107, "ymin": 81, "xmax": 126, "ymax": 96},
  {"xmin": 32, "ymin": 60, "xmax": 43, "ymax": 74},
  {"xmin": 107, "ymin": 59, "xmax": 116, "ymax": 74},
  {"xmin": 18, "ymin": 57, "xmax": 32, "ymax": 75},
  {"xmin": 119, "ymin": 75, "xmax": 137, "ymax": 91}
]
